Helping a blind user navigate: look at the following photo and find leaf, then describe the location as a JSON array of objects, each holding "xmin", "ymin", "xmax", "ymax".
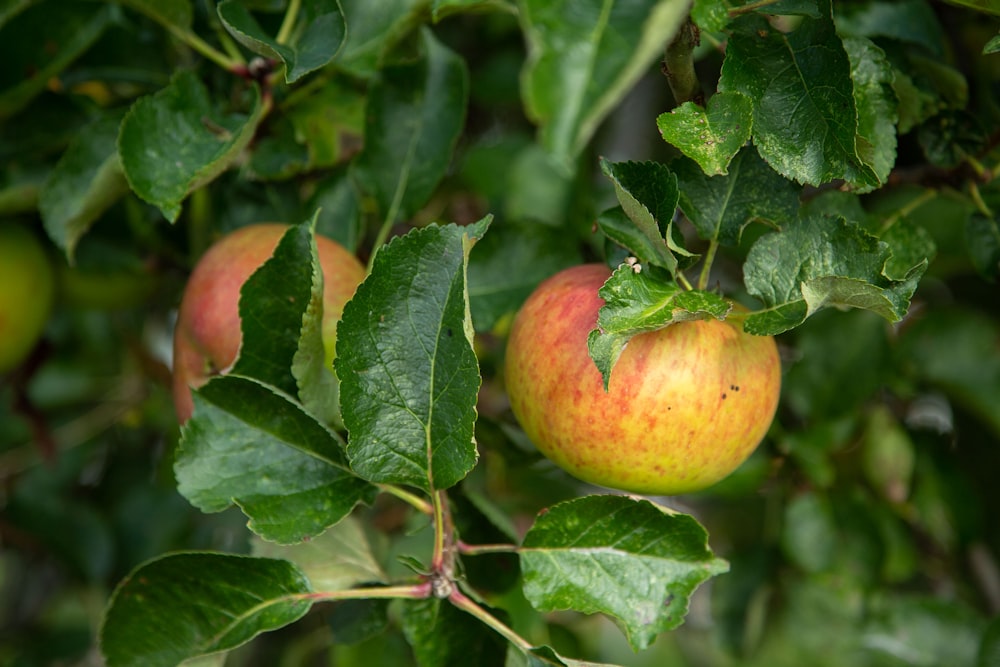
[
  {"xmin": 251, "ymin": 516, "xmax": 386, "ymax": 591},
  {"xmin": 176, "ymin": 375, "xmax": 376, "ymax": 544},
  {"xmin": 656, "ymin": 92, "xmax": 753, "ymax": 176},
  {"xmin": 218, "ymin": 0, "xmax": 345, "ymax": 83},
  {"xmin": 467, "ymin": 220, "xmax": 581, "ymax": 332},
  {"xmin": 834, "ymin": 0, "xmax": 945, "ymax": 56},
  {"xmin": 674, "ymin": 146, "xmax": 800, "ymax": 246},
  {"xmin": 432, "ymin": 0, "xmax": 515, "ymax": 19},
  {"xmin": 100, "ymin": 553, "xmax": 312, "ymax": 667},
  {"xmin": 520, "ymin": 495, "xmax": 729, "ymax": 652},
  {"xmin": 38, "ymin": 111, "xmax": 129, "ymax": 261},
  {"xmin": 898, "ymin": 308, "xmax": 1000, "ymax": 438},
  {"xmin": 598, "ymin": 159, "xmax": 685, "ymax": 273},
  {"xmin": 336, "ymin": 219, "xmax": 490, "ymax": 492},
  {"xmin": 401, "ymin": 598, "xmax": 508, "ymax": 667},
  {"xmin": 351, "ymin": 28, "xmax": 468, "ymax": 222},
  {"xmin": 335, "ymin": 0, "xmax": 424, "ymax": 77},
  {"xmin": 118, "ymin": 70, "xmax": 264, "ymax": 221},
  {"xmin": 0, "ymin": 1, "xmax": 114, "ymax": 119},
  {"xmin": 965, "ymin": 213, "xmax": 1000, "ymax": 280},
  {"xmin": 742, "ymin": 214, "xmax": 927, "ymax": 335},
  {"xmin": 229, "ymin": 220, "xmax": 318, "ymax": 396},
  {"xmin": 845, "ymin": 37, "xmax": 897, "ymax": 193},
  {"xmin": 985, "ymin": 33, "xmax": 1000, "ymax": 54},
  {"xmin": 519, "ymin": 0, "xmax": 689, "ymax": 167},
  {"xmin": 718, "ymin": 3, "xmax": 879, "ymax": 188},
  {"xmin": 587, "ymin": 265, "xmax": 732, "ymax": 390},
  {"xmin": 691, "ymin": 0, "xmax": 730, "ymax": 33}
]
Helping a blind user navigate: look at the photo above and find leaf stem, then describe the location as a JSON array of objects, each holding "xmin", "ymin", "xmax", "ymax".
[
  {"xmin": 697, "ymin": 239, "xmax": 719, "ymax": 291},
  {"xmin": 378, "ymin": 484, "xmax": 434, "ymax": 514},
  {"xmin": 203, "ymin": 0, "xmax": 247, "ymax": 66},
  {"xmin": 457, "ymin": 541, "xmax": 520, "ymax": 556},
  {"xmin": 663, "ymin": 20, "xmax": 703, "ymax": 106},
  {"xmin": 676, "ymin": 271, "xmax": 695, "ymax": 291},
  {"xmin": 969, "ymin": 181, "xmax": 993, "ymax": 217},
  {"xmin": 276, "ymin": 0, "xmax": 301, "ymax": 45},
  {"xmin": 168, "ymin": 25, "xmax": 244, "ymax": 73},
  {"xmin": 430, "ymin": 490, "xmax": 453, "ymax": 574},
  {"xmin": 728, "ymin": 0, "xmax": 785, "ymax": 16},
  {"xmin": 305, "ymin": 582, "xmax": 432, "ymax": 603},
  {"xmin": 878, "ymin": 188, "xmax": 937, "ymax": 233},
  {"xmin": 448, "ymin": 589, "xmax": 534, "ymax": 652}
]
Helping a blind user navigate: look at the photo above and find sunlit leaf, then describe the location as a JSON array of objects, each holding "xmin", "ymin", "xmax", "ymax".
[
  {"xmin": 657, "ymin": 92, "xmax": 752, "ymax": 176},
  {"xmin": 587, "ymin": 265, "xmax": 731, "ymax": 390},
  {"xmin": 336, "ymin": 219, "xmax": 490, "ymax": 491},
  {"xmin": 520, "ymin": 495, "xmax": 728, "ymax": 651}
]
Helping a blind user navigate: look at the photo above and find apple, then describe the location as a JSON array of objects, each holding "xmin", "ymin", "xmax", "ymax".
[
  {"xmin": 0, "ymin": 224, "xmax": 55, "ymax": 374},
  {"xmin": 172, "ymin": 224, "xmax": 365, "ymax": 423},
  {"xmin": 504, "ymin": 263, "xmax": 781, "ymax": 495}
]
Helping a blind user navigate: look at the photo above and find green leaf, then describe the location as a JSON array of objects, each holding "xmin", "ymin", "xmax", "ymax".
[
  {"xmin": 781, "ymin": 491, "xmax": 837, "ymax": 573},
  {"xmin": 113, "ymin": 0, "xmax": 193, "ymax": 30},
  {"xmin": 38, "ymin": 112, "xmax": 129, "ymax": 261},
  {"xmin": 100, "ymin": 553, "xmax": 312, "ymax": 667},
  {"xmin": 834, "ymin": 0, "xmax": 945, "ymax": 56},
  {"xmin": 674, "ymin": 146, "xmax": 800, "ymax": 246},
  {"xmin": 898, "ymin": 308, "xmax": 1000, "ymax": 438},
  {"xmin": 718, "ymin": 3, "xmax": 878, "ymax": 188},
  {"xmin": 598, "ymin": 159, "xmax": 685, "ymax": 273},
  {"xmin": 336, "ymin": 220, "xmax": 490, "ymax": 492},
  {"xmin": 939, "ymin": 0, "xmax": 1000, "ymax": 15},
  {"xmin": 862, "ymin": 406, "xmax": 915, "ymax": 504},
  {"xmin": 845, "ymin": 37, "xmax": 897, "ymax": 193},
  {"xmin": 587, "ymin": 265, "xmax": 732, "ymax": 390},
  {"xmin": 118, "ymin": 70, "xmax": 264, "ymax": 221},
  {"xmin": 401, "ymin": 598, "xmax": 508, "ymax": 667},
  {"xmin": 218, "ymin": 0, "xmax": 345, "ymax": 83},
  {"xmin": 519, "ymin": 0, "xmax": 689, "ymax": 167},
  {"xmin": 335, "ymin": 0, "xmax": 424, "ymax": 77},
  {"xmin": 467, "ymin": 220, "xmax": 581, "ymax": 332},
  {"xmin": 432, "ymin": 0, "xmax": 515, "ymax": 19},
  {"xmin": 351, "ymin": 28, "xmax": 468, "ymax": 222},
  {"xmin": 230, "ymin": 220, "xmax": 318, "ymax": 397},
  {"xmin": 691, "ymin": 0, "xmax": 730, "ymax": 33},
  {"xmin": 985, "ymin": 33, "xmax": 1000, "ymax": 54},
  {"xmin": 965, "ymin": 213, "xmax": 1000, "ymax": 280},
  {"xmin": 176, "ymin": 375, "xmax": 376, "ymax": 544},
  {"xmin": 0, "ymin": 0, "xmax": 37, "ymax": 27},
  {"xmin": 251, "ymin": 516, "xmax": 386, "ymax": 591},
  {"xmin": 520, "ymin": 495, "xmax": 729, "ymax": 652},
  {"xmin": 309, "ymin": 172, "xmax": 364, "ymax": 252},
  {"xmin": 742, "ymin": 214, "xmax": 926, "ymax": 335},
  {"xmin": 864, "ymin": 596, "xmax": 988, "ymax": 667},
  {"xmin": 0, "ymin": 1, "xmax": 114, "ymax": 119},
  {"xmin": 656, "ymin": 92, "xmax": 753, "ymax": 176}
]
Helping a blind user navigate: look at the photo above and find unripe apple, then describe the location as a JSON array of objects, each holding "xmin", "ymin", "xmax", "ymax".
[
  {"xmin": 0, "ymin": 224, "xmax": 55, "ymax": 374},
  {"xmin": 172, "ymin": 224, "xmax": 365, "ymax": 423},
  {"xmin": 504, "ymin": 264, "xmax": 781, "ymax": 495}
]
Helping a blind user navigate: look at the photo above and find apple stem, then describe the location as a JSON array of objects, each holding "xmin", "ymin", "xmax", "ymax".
[
  {"xmin": 303, "ymin": 581, "xmax": 433, "ymax": 603},
  {"xmin": 697, "ymin": 239, "xmax": 719, "ymax": 291}
]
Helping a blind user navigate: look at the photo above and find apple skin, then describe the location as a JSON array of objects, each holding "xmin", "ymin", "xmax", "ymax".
[
  {"xmin": 504, "ymin": 263, "xmax": 781, "ymax": 495},
  {"xmin": 172, "ymin": 224, "xmax": 365, "ymax": 423},
  {"xmin": 0, "ymin": 224, "xmax": 55, "ymax": 374}
]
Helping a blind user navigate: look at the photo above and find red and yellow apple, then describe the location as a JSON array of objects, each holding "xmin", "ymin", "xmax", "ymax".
[
  {"xmin": 0, "ymin": 224, "xmax": 55, "ymax": 374},
  {"xmin": 172, "ymin": 224, "xmax": 365, "ymax": 423},
  {"xmin": 504, "ymin": 264, "xmax": 781, "ymax": 495}
]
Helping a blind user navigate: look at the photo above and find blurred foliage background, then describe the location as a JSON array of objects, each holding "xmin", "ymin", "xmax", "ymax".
[{"xmin": 2, "ymin": 0, "xmax": 1000, "ymax": 665}]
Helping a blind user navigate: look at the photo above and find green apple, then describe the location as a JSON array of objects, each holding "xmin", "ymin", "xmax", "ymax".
[
  {"xmin": 0, "ymin": 224, "xmax": 55, "ymax": 374},
  {"xmin": 504, "ymin": 263, "xmax": 781, "ymax": 495},
  {"xmin": 172, "ymin": 224, "xmax": 365, "ymax": 423}
]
